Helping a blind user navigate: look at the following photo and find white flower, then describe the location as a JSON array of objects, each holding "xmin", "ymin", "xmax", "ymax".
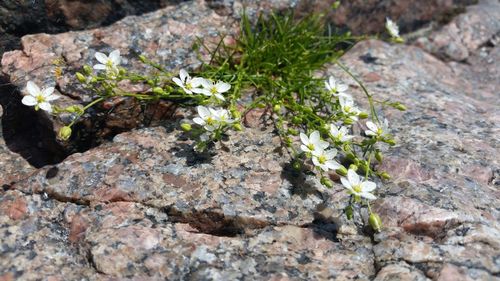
[
  {"xmin": 300, "ymin": 131, "xmax": 329, "ymax": 154},
  {"xmin": 93, "ymin": 49, "xmax": 121, "ymax": 73},
  {"xmin": 339, "ymin": 96, "xmax": 360, "ymax": 120},
  {"xmin": 365, "ymin": 119, "xmax": 388, "ymax": 137},
  {"xmin": 21, "ymin": 81, "xmax": 60, "ymax": 113},
  {"xmin": 385, "ymin": 18, "xmax": 400, "ymax": 38},
  {"xmin": 341, "ymin": 169, "xmax": 377, "ymax": 200},
  {"xmin": 325, "ymin": 76, "xmax": 350, "ymax": 98},
  {"xmin": 193, "ymin": 106, "xmax": 233, "ymax": 132},
  {"xmin": 211, "ymin": 107, "xmax": 234, "ymax": 124},
  {"xmin": 330, "ymin": 124, "xmax": 353, "ymax": 142},
  {"xmin": 192, "ymin": 79, "xmax": 231, "ymax": 101},
  {"xmin": 312, "ymin": 149, "xmax": 341, "ymax": 172},
  {"xmin": 193, "ymin": 106, "xmax": 218, "ymax": 131},
  {"xmin": 172, "ymin": 69, "xmax": 203, "ymax": 95}
]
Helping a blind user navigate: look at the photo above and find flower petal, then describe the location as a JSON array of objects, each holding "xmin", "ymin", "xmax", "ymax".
[
  {"xmin": 21, "ymin": 95, "xmax": 37, "ymax": 106},
  {"xmin": 95, "ymin": 52, "xmax": 108, "ymax": 64},
  {"xmin": 337, "ymin": 84, "xmax": 348, "ymax": 92},
  {"xmin": 93, "ymin": 64, "xmax": 107, "ymax": 70},
  {"xmin": 361, "ymin": 192, "xmax": 377, "ymax": 200},
  {"xmin": 42, "ymin": 87, "xmax": 55, "ymax": 97},
  {"xmin": 347, "ymin": 169, "xmax": 360, "ymax": 186},
  {"xmin": 325, "ymin": 80, "xmax": 331, "ymax": 91},
  {"xmin": 190, "ymin": 77, "xmax": 204, "ymax": 88},
  {"xmin": 39, "ymin": 102, "xmax": 52, "ymax": 112},
  {"xmin": 215, "ymin": 82, "xmax": 231, "ymax": 93},
  {"xmin": 214, "ymin": 93, "xmax": 226, "ymax": 101},
  {"xmin": 172, "ymin": 77, "xmax": 184, "ymax": 88},
  {"xmin": 326, "ymin": 160, "xmax": 341, "ymax": 170},
  {"xmin": 330, "ymin": 124, "xmax": 339, "ymax": 135},
  {"xmin": 109, "ymin": 50, "xmax": 121, "ymax": 65},
  {"xmin": 340, "ymin": 177, "xmax": 352, "ymax": 190},
  {"xmin": 179, "ymin": 69, "xmax": 188, "ymax": 82},
  {"xmin": 45, "ymin": 94, "xmax": 60, "ymax": 101},
  {"xmin": 328, "ymin": 76, "xmax": 335, "ymax": 88},
  {"xmin": 312, "ymin": 156, "xmax": 320, "ymax": 167},
  {"xmin": 197, "ymin": 106, "xmax": 210, "ymax": 118},
  {"xmin": 366, "ymin": 121, "xmax": 378, "ymax": 132},
  {"xmin": 299, "ymin": 133, "xmax": 309, "ymax": 145},
  {"xmin": 310, "ymin": 131, "xmax": 320, "ymax": 143},
  {"xmin": 361, "ymin": 181, "xmax": 376, "ymax": 192},
  {"xmin": 193, "ymin": 117, "xmax": 205, "ymax": 126},
  {"xmin": 26, "ymin": 81, "xmax": 40, "ymax": 96},
  {"xmin": 200, "ymin": 78, "xmax": 212, "ymax": 89},
  {"xmin": 325, "ymin": 149, "xmax": 337, "ymax": 159}
]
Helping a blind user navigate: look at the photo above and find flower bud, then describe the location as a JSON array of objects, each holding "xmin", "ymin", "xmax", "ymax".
[
  {"xmin": 287, "ymin": 128, "xmax": 298, "ymax": 136},
  {"xmin": 396, "ymin": 104, "xmax": 407, "ymax": 111},
  {"xmin": 75, "ymin": 72, "xmax": 86, "ymax": 83},
  {"xmin": 147, "ymin": 80, "xmax": 155, "ymax": 86},
  {"xmin": 349, "ymin": 164, "xmax": 358, "ymax": 171},
  {"xmin": 153, "ymin": 87, "xmax": 164, "ymax": 95},
  {"xmin": 292, "ymin": 116, "xmax": 302, "ymax": 125},
  {"xmin": 380, "ymin": 172, "xmax": 391, "ymax": 180},
  {"xmin": 369, "ymin": 213, "xmax": 382, "ymax": 232},
  {"xmin": 343, "ymin": 118, "xmax": 354, "ymax": 125},
  {"xmin": 346, "ymin": 153, "xmax": 356, "ymax": 161},
  {"xmin": 358, "ymin": 112, "xmax": 369, "ymax": 119},
  {"xmin": 65, "ymin": 105, "xmax": 84, "ymax": 115},
  {"xmin": 344, "ymin": 205, "xmax": 354, "ymax": 220},
  {"xmin": 83, "ymin": 65, "xmax": 92, "ymax": 75},
  {"xmin": 394, "ymin": 37, "xmax": 405, "ymax": 43},
  {"xmin": 320, "ymin": 177, "xmax": 333, "ymax": 188},
  {"xmin": 292, "ymin": 161, "xmax": 302, "ymax": 171},
  {"xmin": 336, "ymin": 166, "xmax": 348, "ymax": 176},
  {"xmin": 139, "ymin": 54, "xmax": 147, "ymax": 63},
  {"xmin": 273, "ymin": 104, "xmax": 281, "ymax": 112},
  {"xmin": 180, "ymin": 123, "xmax": 192, "ymax": 132},
  {"xmin": 233, "ymin": 123, "xmax": 243, "ymax": 131},
  {"xmin": 303, "ymin": 107, "xmax": 313, "ymax": 114},
  {"xmin": 375, "ymin": 151, "xmax": 383, "ymax": 162},
  {"xmin": 230, "ymin": 109, "xmax": 241, "ymax": 119},
  {"xmin": 58, "ymin": 126, "xmax": 72, "ymax": 141},
  {"xmin": 284, "ymin": 137, "xmax": 292, "ymax": 147},
  {"xmin": 385, "ymin": 139, "xmax": 396, "ymax": 146},
  {"xmin": 256, "ymin": 103, "xmax": 267, "ymax": 109}
]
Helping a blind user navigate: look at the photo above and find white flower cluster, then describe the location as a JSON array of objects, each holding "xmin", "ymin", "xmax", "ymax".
[
  {"xmin": 193, "ymin": 105, "xmax": 234, "ymax": 132},
  {"xmin": 298, "ymin": 75, "xmax": 383, "ymax": 200},
  {"xmin": 173, "ymin": 69, "xmax": 231, "ymax": 101}
]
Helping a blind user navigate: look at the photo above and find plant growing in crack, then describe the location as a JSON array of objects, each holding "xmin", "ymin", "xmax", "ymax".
[{"xmin": 20, "ymin": 7, "xmax": 405, "ymax": 233}]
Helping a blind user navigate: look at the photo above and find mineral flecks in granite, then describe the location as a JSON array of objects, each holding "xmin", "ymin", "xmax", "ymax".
[
  {"xmin": 1, "ymin": 0, "xmax": 500, "ymax": 280},
  {"xmin": 0, "ymin": 105, "xmax": 35, "ymax": 187}
]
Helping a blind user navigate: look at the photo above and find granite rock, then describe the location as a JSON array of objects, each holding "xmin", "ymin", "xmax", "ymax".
[
  {"xmin": 0, "ymin": 105, "xmax": 35, "ymax": 187},
  {"xmin": 296, "ymin": 0, "xmax": 476, "ymax": 35},
  {"xmin": 0, "ymin": 0, "xmax": 299, "ymax": 166},
  {"xmin": 415, "ymin": 0, "xmax": 500, "ymax": 62},
  {"xmin": 327, "ymin": 37, "xmax": 499, "ymax": 280},
  {"xmin": 0, "ymin": 0, "xmax": 184, "ymax": 57},
  {"xmin": 1, "ymin": 0, "xmax": 500, "ymax": 280}
]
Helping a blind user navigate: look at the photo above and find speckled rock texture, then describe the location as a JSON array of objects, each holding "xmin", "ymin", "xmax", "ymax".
[
  {"xmin": 0, "ymin": 105, "xmax": 35, "ymax": 187},
  {"xmin": 1, "ymin": 0, "xmax": 500, "ymax": 280},
  {"xmin": 0, "ymin": 0, "xmax": 482, "ymax": 165},
  {"xmin": 0, "ymin": 0, "xmax": 298, "ymax": 164},
  {"xmin": 0, "ymin": 0, "xmax": 185, "ymax": 57},
  {"xmin": 296, "ymin": 0, "xmax": 477, "ymax": 35}
]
